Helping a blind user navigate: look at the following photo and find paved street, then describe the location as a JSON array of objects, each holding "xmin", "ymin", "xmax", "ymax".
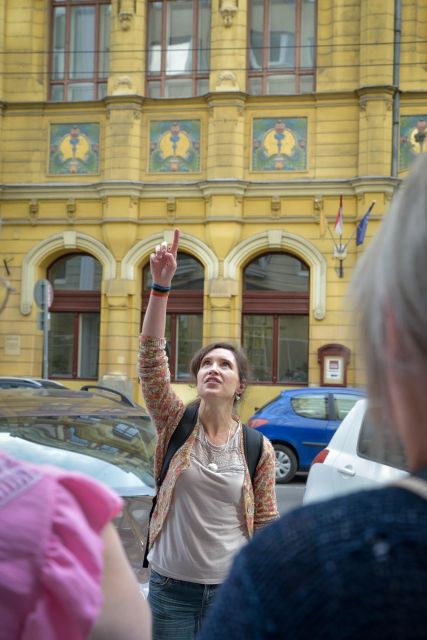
[{"xmin": 276, "ymin": 474, "xmax": 307, "ymax": 516}]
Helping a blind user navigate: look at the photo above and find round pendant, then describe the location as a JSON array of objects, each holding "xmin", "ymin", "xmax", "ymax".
[{"xmin": 207, "ymin": 462, "xmax": 218, "ymax": 472}]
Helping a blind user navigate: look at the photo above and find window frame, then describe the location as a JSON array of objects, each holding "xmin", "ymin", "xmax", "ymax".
[
  {"xmin": 290, "ymin": 393, "xmax": 329, "ymax": 420},
  {"xmin": 242, "ymin": 251, "xmax": 310, "ymax": 385},
  {"xmin": 357, "ymin": 412, "xmax": 408, "ymax": 471},
  {"xmin": 47, "ymin": 253, "xmax": 101, "ymax": 380},
  {"xmin": 146, "ymin": 0, "xmax": 211, "ymax": 98},
  {"xmin": 247, "ymin": 0, "xmax": 317, "ymax": 95},
  {"xmin": 49, "ymin": 0, "xmax": 111, "ymax": 101}
]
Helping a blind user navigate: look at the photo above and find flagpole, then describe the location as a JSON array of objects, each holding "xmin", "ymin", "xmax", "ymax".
[
  {"xmin": 342, "ymin": 200, "xmax": 376, "ymax": 252},
  {"xmin": 342, "ymin": 226, "xmax": 358, "ymax": 253},
  {"xmin": 327, "ymin": 222, "xmax": 339, "ymax": 251}
]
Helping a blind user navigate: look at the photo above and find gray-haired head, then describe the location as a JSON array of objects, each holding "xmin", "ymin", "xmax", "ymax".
[{"xmin": 351, "ymin": 154, "xmax": 427, "ymax": 418}]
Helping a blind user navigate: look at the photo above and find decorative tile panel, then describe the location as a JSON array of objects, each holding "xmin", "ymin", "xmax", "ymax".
[
  {"xmin": 149, "ymin": 120, "xmax": 201, "ymax": 173},
  {"xmin": 252, "ymin": 117, "xmax": 307, "ymax": 171},
  {"xmin": 49, "ymin": 123, "xmax": 100, "ymax": 175},
  {"xmin": 400, "ymin": 115, "xmax": 427, "ymax": 171}
]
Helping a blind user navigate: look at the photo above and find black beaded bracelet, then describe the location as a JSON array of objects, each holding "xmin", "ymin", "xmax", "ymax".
[{"xmin": 151, "ymin": 282, "xmax": 171, "ymax": 293}]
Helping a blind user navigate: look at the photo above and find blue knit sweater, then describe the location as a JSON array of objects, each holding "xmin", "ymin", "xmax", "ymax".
[{"xmin": 197, "ymin": 486, "xmax": 427, "ymax": 639}]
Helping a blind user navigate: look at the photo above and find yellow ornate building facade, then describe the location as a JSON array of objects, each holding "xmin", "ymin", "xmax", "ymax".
[{"xmin": 1, "ymin": 0, "xmax": 426, "ymax": 419}]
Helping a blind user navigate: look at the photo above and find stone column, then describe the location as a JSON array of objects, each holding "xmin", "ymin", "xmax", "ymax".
[
  {"xmin": 316, "ymin": 0, "xmax": 361, "ymax": 92},
  {"xmin": 0, "ymin": 0, "xmax": 4, "ymax": 103},
  {"xmin": 359, "ymin": 0, "xmax": 394, "ymax": 88},
  {"xmin": 100, "ymin": 279, "xmax": 137, "ymax": 398},
  {"xmin": 3, "ymin": 0, "xmax": 47, "ymax": 101},
  {"xmin": 210, "ymin": 0, "xmax": 248, "ymax": 93},
  {"xmin": 108, "ymin": 0, "xmax": 146, "ymax": 97},
  {"xmin": 357, "ymin": 87, "xmax": 394, "ymax": 177},
  {"xmin": 206, "ymin": 278, "xmax": 240, "ymax": 344}
]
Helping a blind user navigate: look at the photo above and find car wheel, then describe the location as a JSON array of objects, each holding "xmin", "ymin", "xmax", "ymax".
[{"xmin": 274, "ymin": 444, "xmax": 297, "ymax": 484}]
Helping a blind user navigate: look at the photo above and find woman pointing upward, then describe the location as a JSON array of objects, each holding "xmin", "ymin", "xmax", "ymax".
[{"xmin": 138, "ymin": 228, "xmax": 278, "ymax": 640}]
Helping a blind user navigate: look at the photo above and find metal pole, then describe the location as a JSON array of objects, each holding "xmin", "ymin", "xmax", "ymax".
[
  {"xmin": 391, "ymin": 0, "xmax": 401, "ymax": 177},
  {"xmin": 42, "ymin": 281, "xmax": 49, "ymax": 379}
]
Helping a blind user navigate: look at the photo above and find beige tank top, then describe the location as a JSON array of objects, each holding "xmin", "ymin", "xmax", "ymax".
[{"xmin": 148, "ymin": 422, "xmax": 247, "ymax": 584}]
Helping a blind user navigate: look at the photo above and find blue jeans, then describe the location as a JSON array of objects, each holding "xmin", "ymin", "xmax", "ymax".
[{"xmin": 148, "ymin": 569, "xmax": 220, "ymax": 640}]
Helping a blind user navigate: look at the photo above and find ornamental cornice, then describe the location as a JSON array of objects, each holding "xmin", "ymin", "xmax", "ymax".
[{"xmin": 0, "ymin": 177, "xmax": 401, "ymax": 202}]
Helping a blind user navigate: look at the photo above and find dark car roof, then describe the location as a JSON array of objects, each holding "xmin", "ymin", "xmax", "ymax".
[{"xmin": 0, "ymin": 388, "xmax": 148, "ymax": 418}]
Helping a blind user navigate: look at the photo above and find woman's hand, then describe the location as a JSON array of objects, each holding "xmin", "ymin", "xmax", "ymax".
[{"xmin": 150, "ymin": 229, "xmax": 180, "ymax": 287}]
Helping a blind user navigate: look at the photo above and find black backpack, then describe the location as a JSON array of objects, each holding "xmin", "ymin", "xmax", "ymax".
[{"xmin": 143, "ymin": 403, "xmax": 264, "ymax": 567}]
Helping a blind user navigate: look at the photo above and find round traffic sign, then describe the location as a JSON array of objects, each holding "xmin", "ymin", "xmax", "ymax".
[{"xmin": 33, "ymin": 279, "xmax": 54, "ymax": 310}]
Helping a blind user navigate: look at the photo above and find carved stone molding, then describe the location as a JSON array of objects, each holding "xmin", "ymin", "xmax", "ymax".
[
  {"xmin": 66, "ymin": 198, "xmax": 76, "ymax": 219},
  {"xmin": 219, "ymin": 0, "xmax": 238, "ymax": 27},
  {"xmin": 313, "ymin": 195, "xmax": 323, "ymax": 213},
  {"xmin": 112, "ymin": 75, "xmax": 135, "ymax": 96},
  {"xmin": 167, "ymin": 197, "xmax": 176, "ymax": 217},
  {"xmin": 118, "ymin": 0, "xmax": 136, "ymax": 31},
  {"xmin": 20, "ymin": 232, "xmax": 116, "ymax": 315},
  {"xmin": 29, "ymin": 199, "xmax": 38, "ymax": 224},
  {"xmin": 271, "ymin": 195, "xmax": 281, "ymax": 214},
  {"xmin": 359, "ymin": 96, "xmax": 368, "ymax": 112},
  {"xmin": 224, "ymin": 230, "xmax": 327, "ymax": 321},
  {"xmin": 215, "ymin": 70, "xmax": 239, "ymax": 92}
]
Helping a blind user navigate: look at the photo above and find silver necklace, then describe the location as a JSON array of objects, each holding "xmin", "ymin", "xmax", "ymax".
[{"xmin": 201, "ymin": 421, "xmax": 233, "ymax": 473}]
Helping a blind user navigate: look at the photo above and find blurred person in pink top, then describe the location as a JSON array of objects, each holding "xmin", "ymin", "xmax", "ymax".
[{"xmin": 0, "ymin": 452, "xmax": 151, "ymax": 640}]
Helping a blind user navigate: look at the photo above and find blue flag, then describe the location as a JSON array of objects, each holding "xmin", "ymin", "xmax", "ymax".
[{"xmin": 356, "ymin": 202, "xmax": 375, "ymax": 246}]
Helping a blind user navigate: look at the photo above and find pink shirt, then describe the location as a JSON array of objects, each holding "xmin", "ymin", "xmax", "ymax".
[{"xmin": 0, "ymin": 453, "xmax": 122, "ymax": 640}]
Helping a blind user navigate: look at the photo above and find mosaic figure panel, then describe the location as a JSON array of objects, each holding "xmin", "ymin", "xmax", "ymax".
[
  {"xmin": 49, "ymin": 124, "xmax": 100, "ymax": 175},
  {"xmin": 252, "ymin": 117, "xmax": 307, "ymax": 171},
  {"xmin": 149, "ymin": 120, "xmax": 201, "ymax": 172},
  {"xmin": 400, "ymin": 116, "xmax": 427, "ymax": 171}
]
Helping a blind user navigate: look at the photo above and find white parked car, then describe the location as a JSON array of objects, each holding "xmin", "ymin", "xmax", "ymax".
[{"xmin": 303, "ymin": 399, "xmax": 408, "ymax": 504}]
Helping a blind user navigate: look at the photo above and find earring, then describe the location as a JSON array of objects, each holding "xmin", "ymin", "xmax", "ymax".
[{"xmin": 235, "ymin": 393, "xmax": 241, "ymax": 402}]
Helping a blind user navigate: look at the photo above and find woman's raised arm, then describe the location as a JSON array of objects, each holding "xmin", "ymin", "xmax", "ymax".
[{"xmin": 141, "ymin": 229, "xmax": 180, "ymax": 338}]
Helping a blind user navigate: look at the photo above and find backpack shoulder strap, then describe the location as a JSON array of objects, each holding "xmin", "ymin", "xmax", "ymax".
[
  {"xmin": 157, "ymin": 402, "xmax": 199, "ymax": 487},
  {"xmin": 143, "ymin": 403, "xmax": 199, "ymax": 568},
  {"xmin": 242, "ymin": 424, "xmax": 264, "ymax": 487}
]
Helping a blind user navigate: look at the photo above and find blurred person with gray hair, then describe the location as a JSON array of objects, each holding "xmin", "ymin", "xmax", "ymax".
[{"xmin": 197, "ymin": 155, "xmax": 427, "ymax": 640}]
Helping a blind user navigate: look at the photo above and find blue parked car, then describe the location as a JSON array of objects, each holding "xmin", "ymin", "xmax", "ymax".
[{"xmin": 247, "ymin": 387, "xmax": 365, "ymax": 483}]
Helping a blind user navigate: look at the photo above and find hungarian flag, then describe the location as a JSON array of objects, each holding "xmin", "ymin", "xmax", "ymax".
[
  {"xmin": 334, "ymin": 194, "xmax": 343, "ymax": 235},
  {"xmin": 356, "ymin": 201, "xmax": 375, "ymax": 246}
]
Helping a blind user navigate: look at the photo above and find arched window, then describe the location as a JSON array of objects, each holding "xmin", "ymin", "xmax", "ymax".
[
  {"xmin": 47, "ymin": 253, "xmax": 102, "ymax": 379},
  {"xmin": 143, "ymin": 252, "xmax": 204, "ymax": 380},
  {"xmin": 242, "ymin": 252, "xmax": 309, "ymax": 383}
]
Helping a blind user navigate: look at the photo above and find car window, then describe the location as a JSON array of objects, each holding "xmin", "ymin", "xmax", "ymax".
[
  {"xmin": 333, "ymin": 393, "xmax": 361, "ymax": 420},
  {"xmin": 291, "ymin": 395, "xmax": 328, "ymax": 420},
  {"xmin": 0, "ymin": 380, "xmax": 38, "ymax": 389},
  {"xmin": 0, "ymin": 414, "xmax": 156, "ymax": 492},
  {"xmin": 357, "ymin": 411, "xmax": 408, "ymax": 470}
]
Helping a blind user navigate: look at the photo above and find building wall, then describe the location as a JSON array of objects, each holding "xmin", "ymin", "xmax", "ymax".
[{"xmin": 1, "ymin": 0, "xmax": 426, "ymax": 420}]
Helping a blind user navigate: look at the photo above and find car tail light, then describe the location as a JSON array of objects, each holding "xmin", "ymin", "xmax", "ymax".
[
  {"xmin": 247, "ymin": 418, "xmax": 269, "ymax": 428},
  {"xmin": 311, "ymin": 449, "xmax": 329, "ymax": 465}
]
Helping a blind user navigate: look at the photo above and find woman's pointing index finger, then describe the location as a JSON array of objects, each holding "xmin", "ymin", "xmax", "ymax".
[{"xmin": 170, "ymin": 228, "xmax": 180, "ymax": 257}]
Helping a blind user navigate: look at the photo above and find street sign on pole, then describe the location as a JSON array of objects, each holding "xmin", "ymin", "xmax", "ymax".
[
  {"xmin": 33, "ymin": 279, "xmax": 53, "ymax": 378},
  {"xmin": 34, "ymin": 279, "xmax": 54, "ymax": 310}
]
